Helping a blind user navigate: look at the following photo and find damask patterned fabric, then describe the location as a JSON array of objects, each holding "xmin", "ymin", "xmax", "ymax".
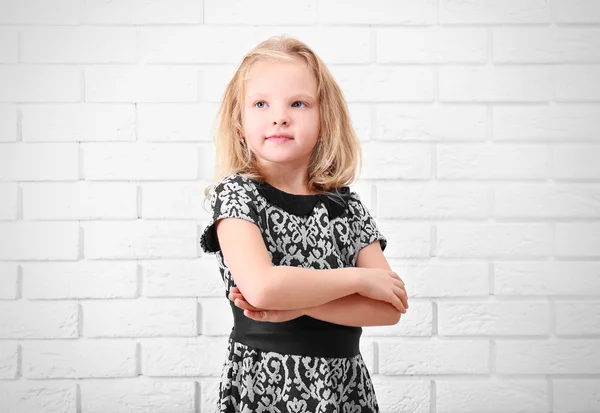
[{"xmin": 200, "ymin": 172, "xmax": 387, "ymax": 413}]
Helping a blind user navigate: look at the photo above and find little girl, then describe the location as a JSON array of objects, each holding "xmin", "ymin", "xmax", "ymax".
[{"xmin": 200, "ymin": 35, "xmax": 408, "ymax": 413}]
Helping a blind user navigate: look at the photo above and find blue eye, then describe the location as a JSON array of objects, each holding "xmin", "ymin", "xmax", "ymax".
[
  {"xmin": 292, "ymin": 101, "xmax": 306, "ymax": 108},
  {"xmin": 255, "ymin": 101, "xmax": 266, "ymax": 108}
]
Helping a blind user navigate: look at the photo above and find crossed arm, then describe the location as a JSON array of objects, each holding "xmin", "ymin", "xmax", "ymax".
[{"xmin": 230, "ymin": 241, "xmax": 404, "ymax": 327}]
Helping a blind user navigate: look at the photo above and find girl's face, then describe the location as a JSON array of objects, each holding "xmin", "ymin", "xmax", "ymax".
[{"xmin": 241, "ymin": 59, "xmax": 320, "ymax": 170}]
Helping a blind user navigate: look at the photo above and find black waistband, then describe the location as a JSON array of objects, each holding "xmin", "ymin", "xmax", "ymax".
[{"xmin": 228, "ymin": 301, "xmax": 362, "ymax": 358}]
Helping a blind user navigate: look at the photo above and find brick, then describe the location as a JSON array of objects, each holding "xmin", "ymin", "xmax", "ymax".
[
  {"xmin": 141, "ymin": 182, "xmax": 207, "ymax": 219},
  {"xmin": 205, "ymin": 0, "xmax": 316, "ymax": 25},
  {"xmin": 0, "ymin": 104, "xmax": 17, "ymax": 142},
  {"xmin": 0, "ymin": 0, "xmax": 80, "ymax": 25},
  {"xmin": 389, "ymin": 260, "xmax": 489, "ymax": 298},
  {"xmin": 139, "ymin": 27, "xmax": 258, "ymax": 64},
  {"xmin": 137, "ymin": 103, "xmax": 217, "ymax": 142},
  {"xmin": 22, "ymin": 27, "xmax": 136, "ymax": 63},
  {"xmin": 331, "ymin": 66, "xmax": 435, "ymax": 102},
  {"xmin": 440, "ymin": 0, "xmax": 550, "ymax": 24},
  {"xmin": 378, "ymin": 182, "xmax": 489, "ymax": 219},
  {"xmin": 0, "ymin": 342, "xmax": 18, "ymax": 379},
  {"xmin": 22, "ymin": 339, "xmax": 136, "ymax": 378},
  {"xmin": 84, "ymin": 298, "xmax": 197, "ymax": 337},
  {"xmin": 0, "ymin": 65, "xmax": 80, "ymax": 102},
  {"xmin": 0, "ymin": 301, "xmax": 78, "ymax": 339},
  {"xmin": 554, "ymin": 144, "xmax": 600, "ymax": 179},
  {"xmin": 376, "ymin": 221, "xmax": 431, "ymax": 259},
  {"xmin": 199, "ymin": 65, "xmax": 238, "ymax": 103},
  {"xmin": 83, "ymin": 0, "xmax": 203, "ymax": 24},
  {"xmin": 200, "ymin": 298, "xmax": 233, "ymax": 336},
  {"xmin": 494, "ymin": 27, "xmax": 600, "ymax": 63},
  {"xmin": 319, "ymin": 0, "xmax": 436, "ymax": 25},
  {"xmin": 379, "ymin": 339, "xmax": 489, "ymax": 374},
  {"xmin": 80, "ymin": 379, "xmax": 195, "ymax": 413},
  {"xmin": 0, "ymin": 222, "xmax": 79, "ymax": 260},
  {"xmin": 0, "ymin": 143, "xmax": 78, "ymax": 181},
  {"xmin": 496, "ymin": 340, "xmax": 600, "ymax": 374},
  {"xmin": 362, "ymin": 142, "xmax": 431, "ymax": 179},
  {"xmin": 375, "ymin": 104, "xmax": 487, "ymax": 142},
  {"xmin": 495, "ymin": 261, "xmax": 600, "ymax": 296},
  {"xmin": 555, "ymin": 223, "xmax": 600, "ymax": 257},
  {"xmin": 22, "ymin": 103, "xmax": 135, "ymax": 142},
  {"xmin": 437, "ymin": 143, "xmax": 549, "ymax": 179},
  {"xmin": 85, "ymin": 66, "xmax": 198, "ymax": 103},
  {"xmin": 371, "ymin": 376, "xmax": 431, "ymax": 413},
  {"xmin": 437, "ymin": 223, "xmax": 550, "ymax": 258},
  {"xmin": 495, "ymin": 183, "xmax": 600, "ymax": 218},
  {"xmin": 556, "ymin": 302, "xmax": 600, "ymax": 335},
  {"xmin": 556, "ymin": 0, "xmax": 600, "ymax": 23},
  {"xmin": 143, "ymin": 259, "xmax": 224, "ymax": 298},
  {"xmin": 494, "ymin": 105, "xmax": 600, "ymax": 141},
  {"xmin": 438, "ymin": 302, "xmax": 550, "ymax": 336},
  {"xmin": 81, "ymin": 143, "xmax": 198, "ymax": 180},
  {"xmin": 22, "ymin": 182, "xmax": 137, "ymax": 220},
  {"xmin": 439, "ymin": 66, "xmax": 551, "ymax": 102},
  {"xmin": 142, "ymin": 336, "xmax": 228, "ymax": 376},
  {"xmin": 0, "ymin": 381, "xmax": 76, "ymax": 413},
  {"xmin": 378, "ymin": 27, "xmax": 486, "ymax": 63},
  {"xmin": 554, "ymin": 66, "xmax": 600, "ymax": 101},
  {"xmin": 200, "ymin": 378, "xmax": 220, "ymax": 413},
  {"xmin": 554, "ymin": 379, "xmax": 600, "ymax": 412},
  {"xmin": 0, "ymin": 182, "xmax": 17, "ymax": 220},
  {"xmin": 0, "ymin": 262, "xmax": 18, "ymax": 299},
  {"xmin": 0, "ymin": 29, "xmax": 18, "ymax": 63},
  {"xmin": 22, "ymin": 261, "xmax": 137, "ymax": 299},
  {"xmin": 347, "ymin": 103, "xmax": 372, "ymax": 141},
  {"xmin": 437, "ymin": 380, "xmax": 547, "ymax": 413},
  {"xmin": 83, "ymin": 221, "xmax": 197, "ymax": 259}
]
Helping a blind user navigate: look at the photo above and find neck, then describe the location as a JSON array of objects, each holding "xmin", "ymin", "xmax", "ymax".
[{"xmin": 258, "ymin": 163, "xmax": 314, "ymax": 195}]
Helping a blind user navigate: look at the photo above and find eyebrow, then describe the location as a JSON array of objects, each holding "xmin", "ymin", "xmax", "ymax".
[{"xmin": 247, "ymin": 94, "xmax": 316, "ymax": 101}]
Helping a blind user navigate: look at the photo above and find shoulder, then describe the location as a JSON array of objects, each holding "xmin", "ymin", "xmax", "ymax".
[
  {"xmin": 345, "ymin": 189, "xmax": 365, "ymax": 212},
  {"xmin": 208, "ymin": 173, "xmax": 261, "ymax": 213},
  {"xmin": 212, "ymin": 173, "xmax": 257, "ymax": 198}
]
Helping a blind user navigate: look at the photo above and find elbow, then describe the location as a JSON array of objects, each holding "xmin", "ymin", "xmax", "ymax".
[
  {"xmin": 385, "ymin": 305, "xmax": 403, "ymax": 326},
  {"xmin": 391, "ymin": 310, "xmax": 402, "ymax": 325},
  {"xmin": 234, "ymin": 267, "xmax": 276, "ymax": 310}
]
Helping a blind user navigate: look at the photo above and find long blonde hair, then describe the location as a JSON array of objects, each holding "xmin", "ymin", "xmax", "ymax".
[{"xmin": 203, "ymin": 35, "xmax": 362, "ymax": 202}]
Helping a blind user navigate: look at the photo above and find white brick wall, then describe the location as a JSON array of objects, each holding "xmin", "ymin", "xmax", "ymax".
[{"xmin": 0, "ymin": 0, "xmax": 598, "ymax": 412}]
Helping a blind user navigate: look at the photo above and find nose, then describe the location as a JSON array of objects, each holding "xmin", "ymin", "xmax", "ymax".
[{"xmin": 273, "ymin": 107, "xmax": 289, "ymax": 126}]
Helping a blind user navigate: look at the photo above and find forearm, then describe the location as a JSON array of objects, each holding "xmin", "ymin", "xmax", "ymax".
[
  {"xmin": 255, "ymin": 266, "xmax": 363, "ymax": 310},
  {"xmin": 303, "ymin": 293, "xmax": 401, "ymax": 327}
]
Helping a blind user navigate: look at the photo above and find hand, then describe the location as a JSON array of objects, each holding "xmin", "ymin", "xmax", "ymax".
[
  {"xmin": 357, "ymin": 269, "xmax": 408, "ymax": 313},
  {"xmin": 228, "ymin": 287, "xmax": 305, "ymax": 323}
]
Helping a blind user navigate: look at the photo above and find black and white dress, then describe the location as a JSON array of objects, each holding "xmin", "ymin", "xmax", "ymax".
[{"xmin": 200, "ymin": 172, "xmax": 387, "ymax": 413}]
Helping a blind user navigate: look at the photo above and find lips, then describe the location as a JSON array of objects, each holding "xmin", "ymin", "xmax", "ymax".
[{"xmin": 266, "ymin": 134, "xmax": 293, "ymax": 140}]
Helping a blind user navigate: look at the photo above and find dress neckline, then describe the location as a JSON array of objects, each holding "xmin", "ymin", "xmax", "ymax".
[{"xmin": 243, "ymin": 175, "xmax": 352, "ymax": 218}]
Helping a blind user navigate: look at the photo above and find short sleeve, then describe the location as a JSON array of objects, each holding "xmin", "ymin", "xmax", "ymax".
[
  {"xmin": 349, "ymin": 191, "xmax": 387, "ymax": 253},
  {"xmin": 200, "ymin": 174, "xmax": 260, "ymax": 254}
]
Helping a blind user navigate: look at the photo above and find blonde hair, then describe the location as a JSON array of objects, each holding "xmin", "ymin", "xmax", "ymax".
[{"xmin": 203, "ymin": 35, "xmax": 362, "ymax": 202}]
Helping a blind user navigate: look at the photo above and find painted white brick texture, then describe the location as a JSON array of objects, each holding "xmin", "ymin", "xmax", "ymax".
[{"xmin": 0, "ymin": 0, "xmax": 598, "ymax": 412}]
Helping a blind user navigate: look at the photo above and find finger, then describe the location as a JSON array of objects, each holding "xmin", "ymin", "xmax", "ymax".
[
  {"xmin": 390, "ymin": 293, "xmax": 406, "ymax": 313},
  {"xmin": 392, "ymin": 278, "xmax": 405, "ymax": 288},
  {"xmin": 393, "ymin": 284, "xmax": 408, "ymax": 309},
  {"xmin": 235, "ymin": 298, "xmax": 260, "ymax": 312},
  {"xmin": 244, "ymin": 309, "xmax": 267, "ymax": 320},
  {"xmin": 393, "ymin": 287, "xmax": 408, "ymax": 310}
]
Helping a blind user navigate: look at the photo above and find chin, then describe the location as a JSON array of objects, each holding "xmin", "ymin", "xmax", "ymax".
[{"xmin": 257, "ymin": 152, "xmax": 309, "ymax": 165}]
